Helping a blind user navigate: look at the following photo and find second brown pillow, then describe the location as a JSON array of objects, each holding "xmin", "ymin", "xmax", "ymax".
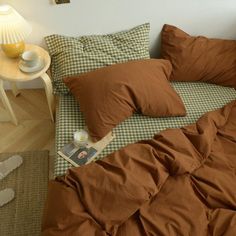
[
  {"xmin": 64, "ymin": 59, "xmax": 186, "ymax": 141},
  {"xmin": 161, "ymin": 24, "xmax": 236, "ymax": 88}
]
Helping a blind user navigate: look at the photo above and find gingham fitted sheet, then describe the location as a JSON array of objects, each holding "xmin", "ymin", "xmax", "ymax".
[{"xmin": 55, "ymin": 82, "xmax": 236, "ymax": 176}]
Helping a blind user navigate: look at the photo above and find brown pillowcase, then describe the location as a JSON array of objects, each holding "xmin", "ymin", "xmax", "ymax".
[
  {"xmin": 64, "ymin": 59, "xmax": 186, "ymax": 141},
  {"xmin": 161, "ymin": 24, "xmax": 236, "ymax": 88}
]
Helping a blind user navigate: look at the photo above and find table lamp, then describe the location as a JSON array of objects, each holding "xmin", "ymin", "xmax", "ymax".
[{"xmin": 0, "ymin": 4, "xmax": 31, "ymax": 58}]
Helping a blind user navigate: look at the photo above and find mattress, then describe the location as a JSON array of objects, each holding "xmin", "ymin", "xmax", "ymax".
[{"xmin": 55, "ymin": 82, "xmax": 236, "ymax": 176}]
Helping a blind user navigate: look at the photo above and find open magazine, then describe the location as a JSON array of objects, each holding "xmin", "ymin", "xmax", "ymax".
[{"xmin": 58, "ymin": 131, "xmax": 115, "ymax": 167}]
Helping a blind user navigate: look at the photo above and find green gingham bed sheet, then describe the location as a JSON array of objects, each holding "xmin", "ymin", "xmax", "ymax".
[{"xmin": 55, "ymin": 82, "xmax": 236, "ymax": 176}]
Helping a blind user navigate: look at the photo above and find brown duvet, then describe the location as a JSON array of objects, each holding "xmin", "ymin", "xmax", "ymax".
[{"xmin": 42, "ymin": 100, "xmax": 236, "ymax": 236}]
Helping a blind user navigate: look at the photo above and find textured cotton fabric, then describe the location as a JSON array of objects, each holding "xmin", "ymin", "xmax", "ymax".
[
  {"xmin": 161, "ymin": 24, "xmax": 236, "ymax": 88},
  {"xmin": 45, "ymin": 23, "xmax": 150, "ymax": 94},
  {"xmin": 55, "ymin": 82, "xmax": 236, "ymax": 176},
  {"xmin": 42, "ymin": 100, "xmax": 236, "ymax": 235},
  {"xmin": 64, "ymin": 59, "xmax": 186, "ymax": 141}
]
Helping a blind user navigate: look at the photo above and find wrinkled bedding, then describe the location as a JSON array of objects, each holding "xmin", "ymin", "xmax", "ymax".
[{"xmin": 42, "ymin": 100, "xmax": 236, "ymax": 236}]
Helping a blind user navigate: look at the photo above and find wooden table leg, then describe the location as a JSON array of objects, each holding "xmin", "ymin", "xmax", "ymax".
[
  {"xmin": 41, "ymin": 73, "xmax": 55, "ymax": 122},
  {"xmin": 0, "ymin": 79, "xmax": 18, "ymax": 125},
  {"xmin": 10, "ymin": 82, "xmax": 20, "ymax": 97}
]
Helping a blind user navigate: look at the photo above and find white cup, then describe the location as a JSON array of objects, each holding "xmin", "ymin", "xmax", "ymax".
[{"xmin": 21, "ymin": 51, "xmax": 39, "ymax": 67}]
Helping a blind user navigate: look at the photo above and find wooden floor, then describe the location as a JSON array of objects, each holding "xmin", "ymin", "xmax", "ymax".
[{"xmin": 0, "ymin": 89, "xmax": 55, "ymax": 177}]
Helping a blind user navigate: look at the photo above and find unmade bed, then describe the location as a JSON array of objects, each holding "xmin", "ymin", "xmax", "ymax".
[
  {"xmin": 55, "ymin": 81, "xmax": 236, "ymax": 176},
  {"xmin": 44, "ymin": 22, "xmax": 236, "ymax": 235},
  {"xmin": 44, "ymin": 91, "xmax": 236, "ymax": 236}
]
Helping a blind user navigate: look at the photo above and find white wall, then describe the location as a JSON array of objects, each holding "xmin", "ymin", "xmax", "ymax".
[{"xmin": 1, "ymin": 0, "xmax": 236, "ymax": 89}]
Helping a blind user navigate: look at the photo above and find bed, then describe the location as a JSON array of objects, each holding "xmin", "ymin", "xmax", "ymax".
[
  {"xmin": 55, "ymin": 82, "xmax": 236, "ymax": 176},
  {"xmin": 43, "ymin": 23, "xmax": 236, "ymax": 235},
  {"xmin": 44, "ymin": 91, "xmax": 236, "ymax": 235}
]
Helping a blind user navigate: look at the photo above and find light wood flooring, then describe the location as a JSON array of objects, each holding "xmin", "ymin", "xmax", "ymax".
[{"xmin": 0, "ymin": 89, "xmax": 55, "ymax": 177}]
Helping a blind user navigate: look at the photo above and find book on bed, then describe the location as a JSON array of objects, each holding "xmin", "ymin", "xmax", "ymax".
[{"xmin": 58, "ymin": 131, "xmax": 115, "ymax": 167}]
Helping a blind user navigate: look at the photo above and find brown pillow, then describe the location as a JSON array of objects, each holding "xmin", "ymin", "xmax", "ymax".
[
  {"xmin": 161, "ymin": 24, "xmax": 236, "ymax": 88},
  {"xmin": 64, "ymin": 59, "xmax": 186, "ymax": 141}
]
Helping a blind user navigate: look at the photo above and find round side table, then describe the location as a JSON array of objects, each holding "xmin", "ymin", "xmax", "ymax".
[{"xmin": 0, "ymin": 44, "xmax": 54, "ymax": 125}]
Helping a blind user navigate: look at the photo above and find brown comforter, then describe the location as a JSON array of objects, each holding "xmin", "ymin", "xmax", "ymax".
[{"xmin": 42, "ymin": 100, "xmax": 236, "ymax": 236}]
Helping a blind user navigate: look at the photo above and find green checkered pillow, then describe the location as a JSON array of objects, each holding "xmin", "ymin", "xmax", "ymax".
[{"xmin": 45, "ymin": 23, "xmax": 150, "ymax": 94}]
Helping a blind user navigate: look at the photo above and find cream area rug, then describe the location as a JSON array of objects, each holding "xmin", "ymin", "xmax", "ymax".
[{"xmin": 0, "ymin": 150, "xmax": 49, "ymax": 236}]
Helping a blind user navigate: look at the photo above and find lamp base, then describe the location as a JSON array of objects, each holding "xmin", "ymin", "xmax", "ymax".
[{"xmin": 1, "ymin": 41, "xmax": 25, "ymax": 58}]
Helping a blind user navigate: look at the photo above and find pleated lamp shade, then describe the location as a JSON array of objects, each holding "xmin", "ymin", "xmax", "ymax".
[
  {"xmin": 0, "ymin": 4, "xmax": 31, "ymax": 44},
  {"xmin": 0, "ymin": 4, "xmax": 31, "ymax": 58}
]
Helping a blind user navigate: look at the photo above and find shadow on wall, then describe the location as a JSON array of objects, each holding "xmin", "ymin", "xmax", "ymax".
[{"xmin": 150, "ymin": 32, "xmax": 161, "ymax": 59}]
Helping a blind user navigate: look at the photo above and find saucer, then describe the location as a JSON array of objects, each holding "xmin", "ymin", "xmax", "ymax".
[{"xmin": 19, "ymin": 58, "xmax": 45, "ymax": 73}]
